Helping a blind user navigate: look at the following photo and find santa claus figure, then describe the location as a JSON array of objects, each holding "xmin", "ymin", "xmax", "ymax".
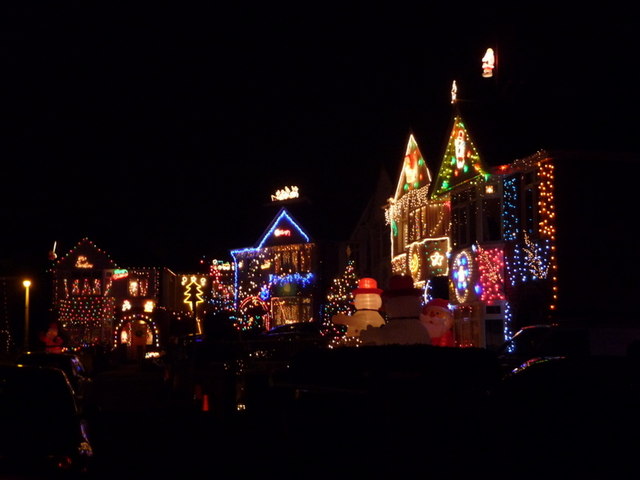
[
  {"xmin": 420, "ymin": 298, "xmax": 455, "ymax": 347},
  {"xmin": 40, "ymin": 321, "xmax": 65, "ymax": 353},
  {"xmin": 333, "ymin": 277, "xmax": 385, "ymax": 338}
]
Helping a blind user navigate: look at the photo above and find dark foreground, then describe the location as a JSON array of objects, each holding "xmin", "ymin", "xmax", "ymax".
[{"xmin": 83, "ymin": 344, "xmax": 639, "ymax": 479}]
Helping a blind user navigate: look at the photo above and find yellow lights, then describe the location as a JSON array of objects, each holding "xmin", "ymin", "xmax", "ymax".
[
  {"xmin": 182, "ymin": 275, "xmax": 207, "ymax": 310},
  {"xmin": 22, "ymin": 279, "xmax": 31, "ymax": 350},
  {"xmin": 144, "ymin": 300, "xmax": 155, "ymax": 312},
  {"xmin": 538, "ymin": 162, "xmax": 557, "ymax": 239},
  {"xmin": 122, "ymin": 300, "xmax": 132, "ymax": 311},
  {"xmin": 482, "ymin": 48, "xmax": 495, "ymax": 78},
  {"xmin": 430, "ymin": 251, "xmax": 445, "ymax": 268},
  {"xmin": 271, "ymin": 185, "xmax": 299, "ymax": 202},
  {"xmin": 75, "ymin": 255, "xmax": 93, "ymax": 269},
  {"xmin": 409, "ymin": 252, "xmax": 420, "ymax": 279},
  {"xmin": 451, "ymin": 79, "xmax": 457, "ymax": 104},
  {"xmin": 485, "ymin": 185, "xmax": 495, "ymax": 195},
  {"xmin": 128, "ymin": 280, "xmax": 139, "ymax": 296}
]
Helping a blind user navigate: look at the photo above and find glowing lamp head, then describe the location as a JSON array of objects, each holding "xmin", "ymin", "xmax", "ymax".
[{"xmin": 23, "ymin": 280, "xmax": 31, "ymax": 288}]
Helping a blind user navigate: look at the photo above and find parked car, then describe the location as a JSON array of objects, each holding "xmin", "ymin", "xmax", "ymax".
[
  {"xmin": 14, "ymin": 351, "xmax": 92, "ymax": 409},
  {"xmin": 0, "ymin": 363, "xmax": 94, "ymax": 477},
  {"xmin": 494, "ymin": 323, "xmax": 591, "ymax": 375},
  {"xmin": 489, "ymin": 353, "xmax": 640, "ymax": 474}
]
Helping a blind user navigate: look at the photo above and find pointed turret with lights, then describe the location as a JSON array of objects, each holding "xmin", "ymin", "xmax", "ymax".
[
  {"xmin": 431, "ymin": 84, "xmax": 488, "ymax": 198},
  {"xmin": 385, "ymin": 132, "xmax": 450, "ymax": 301}
]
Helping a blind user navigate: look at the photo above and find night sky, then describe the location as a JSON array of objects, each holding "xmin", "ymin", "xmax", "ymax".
[{"xmin": 1, "ymin": 3, "xmax": 636, "ymax": 282}]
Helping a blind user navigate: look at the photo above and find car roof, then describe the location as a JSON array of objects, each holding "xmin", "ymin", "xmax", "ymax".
[{"xmin": 0, "ymin": 364, "xmax": 77, "ymax": 404}]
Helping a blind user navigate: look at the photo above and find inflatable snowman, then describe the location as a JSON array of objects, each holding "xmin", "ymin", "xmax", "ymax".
[
  {"xmin": 360, "ymin": 274, "xmax": 431, "ymax": 346},
  {"xmin": 420, "ymin": 298, "xmax": 455, "ymax": 347},
  {"xmin": 333, "ymin": 277, "xmax": 385, "ymax": 338}
]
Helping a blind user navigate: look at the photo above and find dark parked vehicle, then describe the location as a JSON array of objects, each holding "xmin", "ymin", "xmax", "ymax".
[
  {"xmin": 14, "ymin": 351, "xmax": 92, "ymax": 409},
  {"xmin": 0, "ymin": 363, "xmax": 94, "ymax": 477},
  {"xmin": 489, "ymin": 353, "xmax": 640, "ymax": 474},
  {"xmin": 495, "ymin": 324, "xmax": 591, "ymax": 375}
]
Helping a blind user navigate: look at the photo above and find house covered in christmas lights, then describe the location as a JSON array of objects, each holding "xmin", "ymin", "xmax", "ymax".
[
  {"xmin": 49, "ymin": 238, "xmax": 195, "ymax": 356},
  {"xmin": 230, "ymin": 207, "xmax": 317, "ymax": 331},
  {"xmin": 386, "ymin": 106, "xmax": 559, "ymax": 349}
]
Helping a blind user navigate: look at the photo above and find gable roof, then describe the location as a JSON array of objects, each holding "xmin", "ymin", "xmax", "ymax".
[
  {"xmin": 393, "ymin": 133, "xmax": 432, "ymax": 201},
  {"xmin": 52, "ymin": 237, "xmax": 118, "ymax": 270},
  {"xmin": 256, "ymin": 207, "xmax": 311, "ymax": 248},
  {"xmin": 431, "ymin": 115, "xmax": 487, "ymax": 197},
  {"xmin": 229, "ymin": 208, "xmax": 313, "ymax": 258}
]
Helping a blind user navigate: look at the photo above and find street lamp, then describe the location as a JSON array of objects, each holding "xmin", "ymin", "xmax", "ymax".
[{"xmin": 22, "ymin": 279, "xmax": 31, "ymax": 351}]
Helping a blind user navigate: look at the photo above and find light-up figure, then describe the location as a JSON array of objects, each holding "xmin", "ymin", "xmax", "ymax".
[
  {"xmin": 333, "ymin": 278, "xmax": 384, "ymax": 337},
  {"xmin": 360, "ymin": 275, "xmax": 431, "ymax": 346},
  {"xmin": 455, "ymin": 130, "xmax": 466, "ymax": 169},
  {"xmin": 420, "ymin": 298, "xmax": 454, "ymax": 347},
  {"xmin": 404, "ymin": 153, "xmax": 419, "ymax": 186},
  {"xmin": 482, "ymin": 48, "xmax": 495, "ymax": 78}
]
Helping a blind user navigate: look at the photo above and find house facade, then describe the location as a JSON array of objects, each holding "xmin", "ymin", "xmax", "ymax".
[
  {"xmin": 230, "ymin": 207, "xmax": 317, "ymax": 331},
  {"xmin": 48, "ymin": 238, "xmax": 199, "ymax": 356},
  {"xmin": 386, "ymin": 113, "xmax": 558, "ymax": 349}
]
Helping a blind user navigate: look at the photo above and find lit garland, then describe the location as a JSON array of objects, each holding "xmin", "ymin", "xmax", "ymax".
[
  {"xmin": 268, "ymin": 272, "xmax": 315, "ymax": 290},
  {"xmin": 502, "ymin": 177, "xmax": 519, "ymax": 241},
  {"xmin": 385, "ymin": 186, "xmax": 430, "ymax": 225},
  {"xmin": 391, "ymin": 253, "xmax": 407, "ymax": 275},
  {"xmin": 503, "ymin": 301, "xmax": 515, "ymax": 349},
  {"xmin": 537, "ymin": 159, "xmax": 558, "ymax": 311}
]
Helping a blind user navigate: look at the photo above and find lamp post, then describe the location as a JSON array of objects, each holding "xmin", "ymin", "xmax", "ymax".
[{"xmin": 22, "ymin": 280, "xmax": 31, "ymax": 351}]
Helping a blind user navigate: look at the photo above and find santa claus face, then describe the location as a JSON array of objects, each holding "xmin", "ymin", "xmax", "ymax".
[
  {"xmin": 354, "ymin": 293, "xmax": 382, "ymax": 311},
  {"xmin": 420, "ymin": 305, "xmax": 453, "ymax": 338}
]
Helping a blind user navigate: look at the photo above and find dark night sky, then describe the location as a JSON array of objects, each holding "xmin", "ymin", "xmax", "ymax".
[{"xmin": 0, "ymin": 3, "xmax": 637, "ymax": 284}]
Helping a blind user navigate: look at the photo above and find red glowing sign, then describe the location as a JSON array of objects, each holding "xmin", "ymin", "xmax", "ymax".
[
  {"xmin": 112, "ymin": 269, "xmax": 129, "ymax": 280},
  {"xmin": 274, "ymin": 228, "xmax": 291, "ymax": 237}
]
